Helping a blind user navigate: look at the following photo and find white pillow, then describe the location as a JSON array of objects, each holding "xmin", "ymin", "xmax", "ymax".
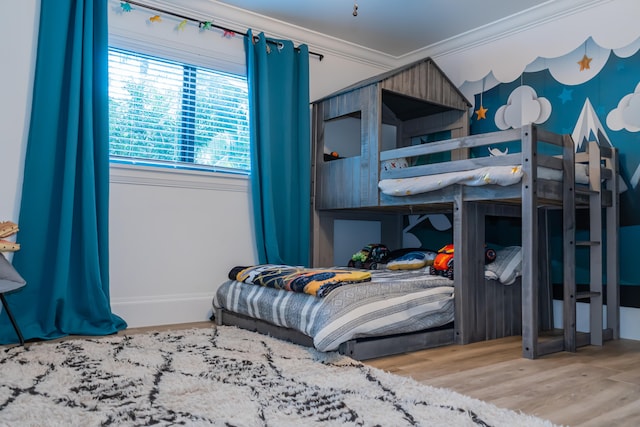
[
  {"xmin": 484, "ymin": 246, "xmax": 522, "ymax": 285},
  {"xmin": 575, "ymin": 163, "xmax": 589, "ymax": 184},
  {"xmin": 382, "ymin": 157, "xmax": 408, "ymax": 171}
]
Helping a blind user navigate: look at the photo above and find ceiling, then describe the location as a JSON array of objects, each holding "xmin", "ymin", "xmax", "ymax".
[{"xmin": 213, "ymin": 0, "xmax": 552, "ymax": 57}]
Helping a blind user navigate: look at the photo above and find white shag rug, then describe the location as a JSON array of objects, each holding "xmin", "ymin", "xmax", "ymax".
[{"xmin": 0, "ymin": 326, "xmax": 558, "ymax": 427}]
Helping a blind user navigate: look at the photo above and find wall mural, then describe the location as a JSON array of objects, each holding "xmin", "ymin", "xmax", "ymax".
[{"xmin": 463, "ymin": 36, "xmax": 640, "ymax": 288}]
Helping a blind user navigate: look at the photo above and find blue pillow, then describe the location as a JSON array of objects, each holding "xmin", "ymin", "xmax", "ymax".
[{"xmin": 387, "ymin": 251, "xmax": 436, "ymax": 270}]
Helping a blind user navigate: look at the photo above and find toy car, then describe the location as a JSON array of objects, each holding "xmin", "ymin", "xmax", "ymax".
[
  {"xmin": 348, "ymin": 243, "xmax": 390, "ymax": 269},
  {"xmin": 430, "ymin": 244, "xmax": 497, "ymax": 280},
  {"xmin": 430, "ymin": 244, "xmax": 455, "ymax": 279}
]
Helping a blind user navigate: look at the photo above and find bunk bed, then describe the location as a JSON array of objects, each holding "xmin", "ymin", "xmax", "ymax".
[{"xmin": 213, "ymin": 58, "xmax": 620, "ymax": 360}]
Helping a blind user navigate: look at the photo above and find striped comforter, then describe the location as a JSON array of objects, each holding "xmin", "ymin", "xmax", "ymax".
[{"xmin": 212, "ymin": 269, "xmax": 454, "ymax": 352}]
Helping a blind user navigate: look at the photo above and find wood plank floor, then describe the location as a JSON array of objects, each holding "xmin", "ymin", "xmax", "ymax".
[{"xmin": 365, "ymin": 336, "xmax": 640, "ymax": 427}]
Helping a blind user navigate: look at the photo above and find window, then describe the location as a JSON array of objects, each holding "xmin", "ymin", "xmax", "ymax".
[{"xmin": 108, "ymin": 47, "xmax": 250, "ymax": 173}]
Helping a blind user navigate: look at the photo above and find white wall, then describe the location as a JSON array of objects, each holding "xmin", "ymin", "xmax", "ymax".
[
  {"xmin": 0, "ymin": 1, "xmax": 38, "ymax": 230},
  {"xmin": 3, "ymin": 0, "xmax": 639, "ymax": 334}
]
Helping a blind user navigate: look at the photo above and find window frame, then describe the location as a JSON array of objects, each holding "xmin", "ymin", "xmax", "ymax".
[{"xmin": 107, "ymin": 16, "xmax": 249, "ymax": 184}]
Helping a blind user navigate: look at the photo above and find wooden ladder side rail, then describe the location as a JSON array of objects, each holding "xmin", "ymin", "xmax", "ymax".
[
  {"xmin": 585, "ymin": 141, "xmax": 604, "ymax": 345},
  {"xmin": 521, "ymin": 124, "xmax": 540, "ymax": 359},
  {"xmin": 607, "ymin": 146, "xmax": 620, "ymax": 339},
  {"xmin": 562, "ymin": 134, "xmax": 577, "ymax": 353}
]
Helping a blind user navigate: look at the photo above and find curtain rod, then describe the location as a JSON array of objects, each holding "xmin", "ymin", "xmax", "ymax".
[{"xmin": 123, "ymin": 1, "xmax": 324, "ymax": 61}]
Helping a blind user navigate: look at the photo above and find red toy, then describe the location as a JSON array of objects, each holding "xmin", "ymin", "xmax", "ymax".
[
  {"xmin": 430, "ymin": 244, "xmax": 455, "ymax": 279},
  {"xmin": 429, "ymin": 244, "xmax": 496, "ymax": 280}
]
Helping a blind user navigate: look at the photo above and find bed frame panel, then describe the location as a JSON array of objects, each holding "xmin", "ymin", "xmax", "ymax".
[{"xmin": 214, "ymin": 308, "xmax": 455, "ymax": 361}]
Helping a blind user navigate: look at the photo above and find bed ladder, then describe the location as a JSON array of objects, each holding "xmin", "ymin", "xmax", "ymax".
[{"xmin": 563, "ymin": 141, "xmax": 619, "ymax": 352}]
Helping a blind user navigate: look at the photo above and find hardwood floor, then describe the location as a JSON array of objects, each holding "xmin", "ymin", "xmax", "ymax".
[{"xmin": 365, "ymin": 336, "xmax": 640, "ymax": 427}]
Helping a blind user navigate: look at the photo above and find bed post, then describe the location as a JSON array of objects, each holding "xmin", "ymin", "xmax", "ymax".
[
  {"xmin": 453, "ymin": 191, "xmax": 466, "ymax": 344},
  {"xmin": 453, "ymin": 192, "xmax": 485, "ymax": 344}
]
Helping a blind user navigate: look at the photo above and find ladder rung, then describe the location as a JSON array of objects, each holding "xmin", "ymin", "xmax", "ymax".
[
  {"xmin": 576, "ymin": 291, "xmax": 601, "ymax": 300},
  {"xmin": 576, "ymin": 240, "xmax": 600, "ymax": 246},
  {"xmin": 575, "ymin": 187, "xmax": 598, "ymax": 195}
]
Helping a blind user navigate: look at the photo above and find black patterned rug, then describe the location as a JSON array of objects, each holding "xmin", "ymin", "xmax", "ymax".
[{"xmin": 0, "ymin": 326, "xmax": 556, "ymax": 426}]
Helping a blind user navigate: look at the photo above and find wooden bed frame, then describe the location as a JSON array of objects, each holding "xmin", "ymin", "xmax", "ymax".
[
  {"xmin": 217, "ymin": 58, "xmax": 619, "ymax": 360},
  {"xmin": 311, "ymin": 121, "xmax": 619, "ymax": 359}
]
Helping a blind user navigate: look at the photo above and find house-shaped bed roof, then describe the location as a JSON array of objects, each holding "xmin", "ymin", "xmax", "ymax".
[{"xmin": 314, "ymin": 57, "xmax": 471, "ymax": 120}]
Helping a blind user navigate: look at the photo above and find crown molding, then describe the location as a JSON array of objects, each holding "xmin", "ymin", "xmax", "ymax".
[
  {"xmin": 141, "ymin": 0, "xmax": 399, "ymax": 68},
  {"xmin": 400, "ymin": 0, "xmax": 612, "ymax": 64},
  {"xmin": 130, "ymin": 0, "xmax": 620, "ymax": 74}
]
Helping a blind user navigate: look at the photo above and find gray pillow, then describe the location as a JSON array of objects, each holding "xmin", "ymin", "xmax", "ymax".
[
  {"xmin": 484, "ymin": 246, "xmax": 522, "ymax": 285},
  {"xmin": 0, "ymin": 253, "xmax": 26, "ymax": 293}
]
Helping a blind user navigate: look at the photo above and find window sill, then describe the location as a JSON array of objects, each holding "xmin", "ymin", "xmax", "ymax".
[{"xmin": 109, "ymin": 163, "xmax": 249, "ymax": 192}]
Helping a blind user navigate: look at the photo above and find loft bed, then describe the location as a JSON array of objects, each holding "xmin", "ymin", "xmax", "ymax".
[
  {"xmin": 214, "ymin": 58, "xmax": 619, "ymax": 360},
  {"xmin": 372, "ymin": 125, "xmax": 619, "ymax": 358},
  {"xmin": 308, "ymin": 58, "xmax": 619, "ymax": 359}
]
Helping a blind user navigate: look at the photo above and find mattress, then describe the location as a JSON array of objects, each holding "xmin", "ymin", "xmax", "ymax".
[
  {"xmin": 378, "ymin": 164, "xmax": 589, "ymax": 197},
  {"xmin": 213, "ymin": 269, "xmax": 455, "ymax": 352}
]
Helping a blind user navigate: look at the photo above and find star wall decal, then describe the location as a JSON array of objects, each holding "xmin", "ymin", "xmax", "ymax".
[
  {"xmin": 558, "ymin": 88, "xmax": 573, "ymax": 104},
  {"xmin": 578, "ymin": 54, "xmax": 592, "ymax": 71},
  {"xmin": 475, "ymin": 105, "xmax": 488, "ymax": 120}
]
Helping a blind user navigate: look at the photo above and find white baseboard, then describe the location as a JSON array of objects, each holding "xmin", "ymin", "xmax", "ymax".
[
  {"xmin": 552, "ymin": 300, "xmax": 640, "ymax": 341},
  {"xmin": 111, "ymin": 293, "xmax": 214, "ymax": 329},
  {"xmin": 113, "ymin": 295, "xmax": 640, "ymax": 340}
]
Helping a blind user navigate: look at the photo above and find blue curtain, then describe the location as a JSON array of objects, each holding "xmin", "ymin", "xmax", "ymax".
[
  {"xmin": 245, "ymin": 31, "xmax": 311, "ymax": 266},
  {"xmin": 0, "ymin": 0, "xmax": 126, "ymax": 344}
]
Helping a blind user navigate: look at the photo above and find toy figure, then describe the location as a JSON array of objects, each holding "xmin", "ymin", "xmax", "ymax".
[{"xmin": 430, "ymin": 244, "xmax": 496, "ymax": 279}]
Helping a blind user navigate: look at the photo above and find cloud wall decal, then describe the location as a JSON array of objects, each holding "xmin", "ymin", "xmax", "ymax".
[
  {"xmin": 533, "ymin": 38, "xmax": 610, "ymax": 86},
  {"xmin": 613, "ymin": 37, "xmax": 640, "ymax": 58},
  {"xmin": 607, "ymin": 82, "xmax": 640, "ymax": 132},
  {"xmin": 494, "ymin": 86, "xmax": 551, "ymax": 130}
]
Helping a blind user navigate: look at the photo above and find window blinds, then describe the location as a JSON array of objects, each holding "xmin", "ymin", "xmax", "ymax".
[{"xmin": 108, "ymin": 47, "xmax": 250, "ymax": 172}]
